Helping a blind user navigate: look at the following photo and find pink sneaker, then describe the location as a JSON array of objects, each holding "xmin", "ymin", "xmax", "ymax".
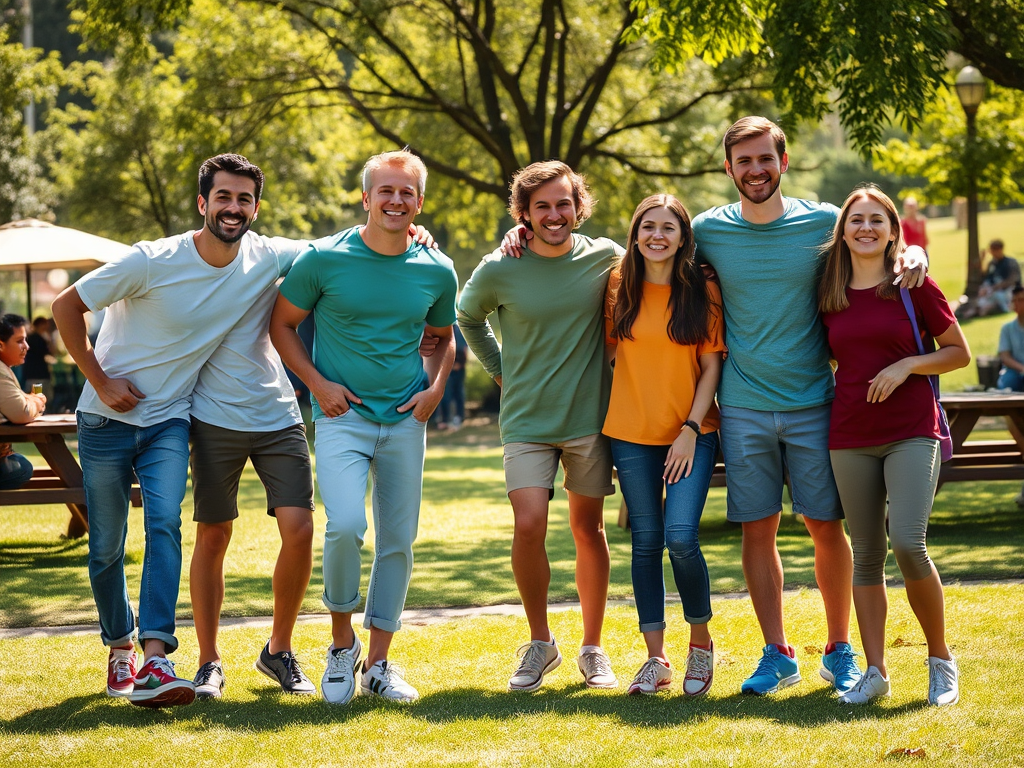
[
  {"xmin": 106, "ymin": 646, "xmax": 137, "ymax": 698},
  {"xmin": 129, "ymin": 657, "xmax": 195, "ymax": 708}
]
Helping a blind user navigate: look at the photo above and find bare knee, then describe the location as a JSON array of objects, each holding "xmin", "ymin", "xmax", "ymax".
[
  {"xmin": 277, "ymin": 508, "xmax": 314, "ymax": 549},
  {"xmin": 196, "ymin": 521, "xmax": 233, "ymax": 555},
  {"xmin": 742, "ymin": 515, "xmax": 780, "ymax": 552}
]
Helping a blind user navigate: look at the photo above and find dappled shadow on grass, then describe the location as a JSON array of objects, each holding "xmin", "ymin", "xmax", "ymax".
[
  {"xmin": 1, "ymin": 682, "xmax": 927, "ymax": 736},
  {"xmin": 0, "ymin": 537, "xmax": 94, "ymax": 628}
]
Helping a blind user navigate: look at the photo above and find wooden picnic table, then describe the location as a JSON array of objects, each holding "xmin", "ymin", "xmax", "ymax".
[{"xmin": 0, "ymin": 414, "xmax": 140, "ymax": 539}]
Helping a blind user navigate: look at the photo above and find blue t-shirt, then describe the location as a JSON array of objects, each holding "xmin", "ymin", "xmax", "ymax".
[
  {"xmin": 692, "ymin": 198, "xmax": 838, "ymax": 412},
  {"xmin": 998, "ymin": 318, "xmax": 1024, "ymax": 364},
  {"xmin": 279, "ymin": 227, "xmax": 458, "ymax": 424}
]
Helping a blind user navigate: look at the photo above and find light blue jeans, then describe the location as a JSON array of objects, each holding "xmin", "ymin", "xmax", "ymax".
[
  {"xmin": 314, "ymin": 409, "xmax": 427, "ymax": 633},
  {"xmin": 77, "ymin": 413, "xmax": 190, "ymax": 651}
]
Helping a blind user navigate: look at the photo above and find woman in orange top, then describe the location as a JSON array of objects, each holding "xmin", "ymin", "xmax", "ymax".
[{"xmin": 604, "ymin": 194, "xmax": 725, "ymax": 697}]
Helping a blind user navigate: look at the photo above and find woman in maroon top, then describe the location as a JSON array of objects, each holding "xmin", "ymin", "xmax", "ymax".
[{"xmin": 819, "ymin": 186, "xmax": 970, "ymax": 707}]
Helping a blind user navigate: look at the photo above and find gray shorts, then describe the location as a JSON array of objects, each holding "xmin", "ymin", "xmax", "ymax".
[
  {"xmin": 719, "ymin": 403, "xmax": 843, "ymax": 523},
  {"xmin": 503, "ymin": 433, "xmax": 615, "ymax": 498},
  {"xmin": 190, "ymin": 418, "xmax": 314, "ymax": 523}
]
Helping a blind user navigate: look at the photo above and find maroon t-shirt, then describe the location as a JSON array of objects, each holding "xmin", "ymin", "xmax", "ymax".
[{"xmin": 823, "ymin": 277, "xmax": 955, "ymax": 449}]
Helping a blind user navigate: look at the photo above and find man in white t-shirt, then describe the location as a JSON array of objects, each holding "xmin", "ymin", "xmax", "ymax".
[{"xmin": 52, "ymin": 153, "xmax": 305, "ymax": 708}]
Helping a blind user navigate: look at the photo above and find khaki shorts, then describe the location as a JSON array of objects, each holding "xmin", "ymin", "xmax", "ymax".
[
  {"xmin": 503, "ymin": 433, "xmax": 615, "ymax": 498},
  {"xmin": 190, "ymin": 418, "xmax": 314, "ymax": 523}
]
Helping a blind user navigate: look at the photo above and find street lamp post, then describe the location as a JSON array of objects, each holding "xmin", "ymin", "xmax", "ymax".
[{"xmin": 956, "ymin": 65, "xmax": 986, "ymax": 297}]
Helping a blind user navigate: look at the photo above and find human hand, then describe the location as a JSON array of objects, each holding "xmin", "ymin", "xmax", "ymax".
[
  {"xmin": 397, "ymin": 387, "xmax": 442, "ymax": 423},
  {"xmin": 867, "ymin": 359, "xmax": 914, "ymax": 402},
  {"xmin": 97, "ymin": 377, "xmax": 146, "ymax": 413},
  {"xmin": 410, "ymin": 224, "xmax": 439, "ymax": 250},
  {"xmin": 420, "ymin": 332, "xmax": 440, "ymax": 358},
  {"xmin": 665, "ymin": 429, "xmax": 697, "ymax": 483},
  {"xmin": 499, "ymin": 225, "xmax": 531, "ymax": 258},
  {"xmin": 313, "ymin": 381, "xmax": 362, "ymax": 417},
  {"xmin": 893, "ymin": 245, "xmax": 928, "ymax": 288}
]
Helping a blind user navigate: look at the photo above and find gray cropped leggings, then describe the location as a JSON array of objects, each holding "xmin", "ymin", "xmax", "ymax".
[{"xmin": 829, "ymin": 437, "xmax": 940, "ymax": 587}]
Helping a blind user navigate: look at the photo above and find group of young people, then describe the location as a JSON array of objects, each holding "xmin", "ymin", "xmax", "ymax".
[{"xmin": 53, "ymin": 115, "xmax": 966, "ymax": 711}]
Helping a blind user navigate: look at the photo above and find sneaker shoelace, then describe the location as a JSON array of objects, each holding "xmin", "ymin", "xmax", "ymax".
[
  {"xmin": 751, "ymin": 649, "xmax": 781, "ymax": 678},
  {"xmin": 686, "ymin": 649, "xmax": 712, "ymax": 681},
  {"xmin": 514, "ymin": 642, "xmax": 550, "ymax": 679},
  {"xmin": 847, "ymin": 670, "xmax": 875, "ymax": 697},
  {"xmin": 929, "ymin": 659, "xmax": 956, "ymax": 697},
  {"xmin": 111, "ymin": 653, "xmax": 135, "ymax": 682},
  {"xmin": 195, "ymin": 662, "xmax": 219, "ymax": 687},
  {"xmin": 279, "ymin": 652, "xmax": 307, "ymax": 686},
  {"xmin": 582, "ymin": 650, "xmax": 612, "ymax": 679},
  {"xmin": 327, "ymin": 648, "xmax": 354, "ymax": 680},
  {"xmin": 634, "ymin": 658, "xmax": 664, "ymax": 687},
  {"xmin": 149, "ymin": 657, "xmax": 176, "ymax": 678},
  {"xmin": 375, "ymin": 661, "xmax": 409, "ymax": 687}
]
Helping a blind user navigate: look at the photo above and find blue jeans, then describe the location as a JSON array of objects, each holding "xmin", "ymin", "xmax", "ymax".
[
  {"xmin": 997, "ymin": 368, "xmax": 1024, "ymax": 391},
  {"xmin": 0, "ymin": 453, "xmax": 34, "ymax": 490},
  {"xmin": 611, "ymin": 432, "xmax": 718, "ymax": 630},
  {"xmin": 77, "ymin": 413, "xmax": 190, "ymax": 651},
  {"xmin": 314, "ymin": 409, "xmax": 427, "ymax": 633}
]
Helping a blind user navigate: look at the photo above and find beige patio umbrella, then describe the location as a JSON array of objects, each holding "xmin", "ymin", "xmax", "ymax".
[{"xmin": 0, "ymin": 218, "xmax": 130, "ymax": 315}]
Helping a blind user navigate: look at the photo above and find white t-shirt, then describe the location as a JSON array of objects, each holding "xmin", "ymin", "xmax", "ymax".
[{"xmin": 76, "ymin": 231, "xmax": 303, "ymax": 428}]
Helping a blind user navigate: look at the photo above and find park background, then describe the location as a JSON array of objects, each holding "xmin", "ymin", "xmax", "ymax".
[{"xmin": 2, "ymin": 1, "xmax": 1024, "ymax": 766}]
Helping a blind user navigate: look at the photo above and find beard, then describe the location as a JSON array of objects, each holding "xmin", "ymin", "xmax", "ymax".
[
  {"xmin": 733, "ymin": 173, "xmax": 781, "ymax": 205},
  {"xmin": 206, "ymin": 210, "xmax": 254, "ymax": 244}
]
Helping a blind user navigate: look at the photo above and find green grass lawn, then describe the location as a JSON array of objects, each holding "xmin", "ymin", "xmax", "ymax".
[
  {"xmin": 1, "ymin": 585, "xmax": 1021, "ymax": 767},
  {"xmin": 1, "ymin": 420, "xmax": 1021, "ymax": 628}
]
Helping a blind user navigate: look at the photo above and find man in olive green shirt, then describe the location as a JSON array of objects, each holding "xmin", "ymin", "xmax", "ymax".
[{"xmin": 457, "ymin": 161, "xmax": 619, "ymax": 692}]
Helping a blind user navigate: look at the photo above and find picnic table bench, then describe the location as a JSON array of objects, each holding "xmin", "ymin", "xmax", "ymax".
[
  {"xmin": 0, "ymin": 414, "xmax": 141, "ymax": 539},
  {"xmin": 616, "ymin": 392, "xmax": 1024, "ymax": 528}
]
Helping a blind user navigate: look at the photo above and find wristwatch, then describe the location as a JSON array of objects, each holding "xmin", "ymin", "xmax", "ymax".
[{"xmin": 681, "ymin": 420, "xmax": 701, "ymax": 435}]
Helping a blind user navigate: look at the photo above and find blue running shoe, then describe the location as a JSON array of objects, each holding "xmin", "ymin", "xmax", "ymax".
[
  {"xmin": 820, "ymin": 642, "xmax": 861, "ymax": 694},
  {"xmin": 741, "ymin": 645, "xmax": 801, "ymax": 695}
]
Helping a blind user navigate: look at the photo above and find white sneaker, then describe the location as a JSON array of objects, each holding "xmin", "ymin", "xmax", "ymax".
[
  {"xmin": 578, "ymin": 646, "xmax": 617, "ymax": 688},
  {"xmin": 928, "ymin": 656, "xmax": 959, "ymax": 706},
  {"xmin": 627, "ymin": 658, "xmax": 672, "ymax": 695},
  {"xmin": 683, "ymin": 643, "xmax": 714, "ymax": 697},
  {"xmin": 321, "ymin": 636, "xmax": 362, "ymax": 705},
  {"xmin": 839, "ymin": 666, "xmax": 891, "ymax": 705},
  {"xmin": 509, "ymin": 638, "xmax": 561, "ymax": 691},
  {"xmin": 360, "ymin": 660, "xmax": 419, "ymax": 702}
]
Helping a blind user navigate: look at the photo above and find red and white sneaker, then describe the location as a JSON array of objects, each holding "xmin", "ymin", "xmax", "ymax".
[
  {"xmin": 683, "ymin": 642, "xmax": 714, "ymax": 697},
  {"xmin": 106, "ymin": 646, "xmax": 138, "ymax": 698},
  {"xmin": 129, "ymin": 657, "xmax": 196, "ymax": 708},
  {"xmin": 627, "ymin": 658, "xmax": 672, "ymax": 695}
]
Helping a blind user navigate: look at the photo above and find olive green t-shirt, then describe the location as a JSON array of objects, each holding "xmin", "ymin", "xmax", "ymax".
[{"xmin": 457, "ymin": 234, "xmax": 617, "ymax": 444}]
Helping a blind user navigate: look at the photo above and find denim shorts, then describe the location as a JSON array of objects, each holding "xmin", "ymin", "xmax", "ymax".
[{"xmin": 719, "ymin": 403, "xmax": 842, "ymax": 523}]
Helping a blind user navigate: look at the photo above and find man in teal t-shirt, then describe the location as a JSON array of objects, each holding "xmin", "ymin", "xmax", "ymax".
[
  {"xmin": 458, "ymin": 161, "xmax": 619, "ymax": 693},
  {"xmin": 692, "ymin": 116, "xmax": 926, "ymax": 697},
  {"xmin": 271, "ymin": 150, "xmax": 457, "ymax": 705}
]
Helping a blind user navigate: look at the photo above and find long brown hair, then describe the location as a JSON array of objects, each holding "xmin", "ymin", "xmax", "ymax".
[
  {"xmin": 819, "ymin": 184, "xmax": 904, "ymax": 314},
  {"xmin": 611, "ymin": 194, "xmax": 715, "ymax": 345}
]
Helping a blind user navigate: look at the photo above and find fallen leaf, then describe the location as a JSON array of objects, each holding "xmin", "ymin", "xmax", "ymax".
[{"xmin": 884, "ymin": 747, "xmax": 926, "ymax": 759}]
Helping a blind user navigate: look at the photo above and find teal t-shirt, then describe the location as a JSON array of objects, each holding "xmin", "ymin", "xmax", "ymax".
[
  {"xmin": 279, "ymin": 227, "xmax": 458, "ymax": 424},
  {"xmin": 692, "ymin": 198, "xmax": 838, "ymax": 412},
  {"xmin": 457, "ymin": 234, "xmax": 616, "ymax": 444}
]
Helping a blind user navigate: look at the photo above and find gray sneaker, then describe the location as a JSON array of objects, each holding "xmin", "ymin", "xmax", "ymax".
[
  {"xmin": 509, "ymin": 638, "xmax": 561, "ymax": 692},
  {"xmin": 578, "ymin": 647, "xmax": 618, "ymax": 688},
  {"xmin": 838, "ymin": 665, "xmax": 891, "ymax": 705},
  {"xmin": 255, "ymin": 641, "xmax": 316, "ymax": 695},
  {"xmin": 193, "ymin": 661, "xmax": 225, "ymax": 700},
  {"xmin": 321, "ymin": 636, "xmax": 362, "ymax": 705},
  {"xmin": 928, "ymin": 656, "xmax": 959, "ymax": 706}
]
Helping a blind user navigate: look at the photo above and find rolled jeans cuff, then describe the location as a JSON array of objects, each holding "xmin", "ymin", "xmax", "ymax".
[
  {"xmin": 103, "ymin": 629, "xmax": 137, "ymax": 649},
  {"xmin": 683, "ymin": 610, "xmax": 713, "ymax": 625},
  {"xmin": 639, "ymin": 620, "xmax": 667, "ymax": 633},
  {"xmin": 322, "ymin": 591, "xmax": 362, "ymax": 614},
  {"xmin": 363, "ymin": 613, "xmax": 402, "ymax": 633},
  {"xmin": 138, "ymin": 629, "xmax": 178, "ymax": 654}
]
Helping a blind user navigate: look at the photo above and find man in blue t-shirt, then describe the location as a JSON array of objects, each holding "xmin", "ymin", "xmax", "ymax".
[
  {"xmin": 692, "ymin": 116, "xmax": 926, "ymax": 697},
  {"xmin": 270, "ymin": 149, "xmax": 458, "ymax": 706}
]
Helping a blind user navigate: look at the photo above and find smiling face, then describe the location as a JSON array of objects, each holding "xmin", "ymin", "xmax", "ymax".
[
  {"xmin": 523, "ymin": 175, "xmax": 578, "ymax": 255},
  {"xmin": 636, "ymin": 206, "xmax": 683, "ymax": 269},
  {"xmin": 0, "ymin": 324, "xmax": 29, "ymax": 368},
  {"xmin": 842, "ymin": 196, "xmax": 896, "ymax": 261},
  {"xmin": 362, "ymin": 164, "xmax": 423, "ymax": 236},
  {"xmin": 725, "ymin": 133, "xmax": 788, "ymax": 206},
  {"xmin": 198, "ymin": 171, "xmax": 260, "ymax": 244}
]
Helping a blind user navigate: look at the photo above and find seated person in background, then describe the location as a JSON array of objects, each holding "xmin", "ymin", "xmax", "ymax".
[
  {"xmin": 0, "ymin": 314, "xmax": 47, "ymax": 489},
  {"xmin": 996, "ymin": 287, "xmax": 1024, "ymax": 391},
  {"xmin": 23, "ymin": 316, "xmax": 55, "ymax": 403},
  {"xmin": 974, "ymin": 240, "xmax": 1020, "ymax": 317}
]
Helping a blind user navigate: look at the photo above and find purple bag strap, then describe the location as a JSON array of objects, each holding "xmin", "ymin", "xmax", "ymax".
[{"xmin": 899, "ymin": 287, "xmax": 942, "ymax": 400}]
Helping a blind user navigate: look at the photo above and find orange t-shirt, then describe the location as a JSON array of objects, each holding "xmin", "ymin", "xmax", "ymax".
[{"xmin": 602, "ymin": 274, "xmax": 725, "ymax": 445}]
